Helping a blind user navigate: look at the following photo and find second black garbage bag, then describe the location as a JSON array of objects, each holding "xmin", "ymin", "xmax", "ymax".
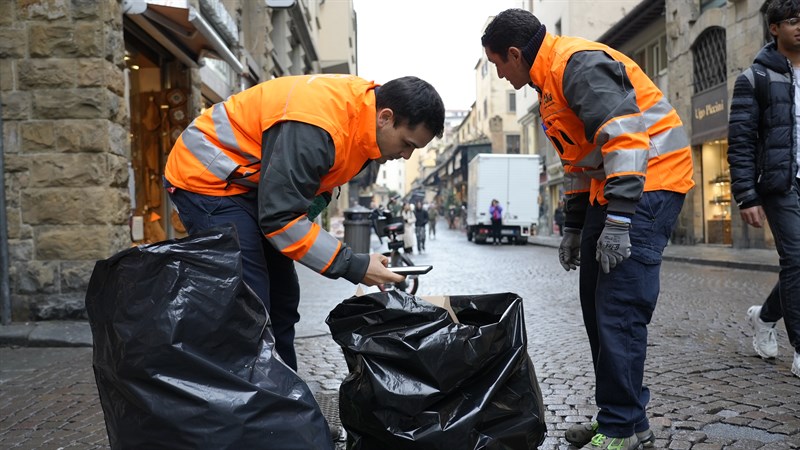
[{"xmin": 326, "ymin": 290, "xmax": 547, "ymax": 450}]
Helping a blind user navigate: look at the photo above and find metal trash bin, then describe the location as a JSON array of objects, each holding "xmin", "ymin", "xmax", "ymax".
[{"xmin": 343, "ymin": 205, "xmax": 372, "ymax": 254}]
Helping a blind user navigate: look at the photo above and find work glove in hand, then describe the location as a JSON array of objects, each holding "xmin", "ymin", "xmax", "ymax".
[
  {"xmin": 595, "ymin": 218, "xmax": 631, "ymax": 274},
  {"xmin": 558, "ymin": 227, "xmax": 582, "ymax": 271}
]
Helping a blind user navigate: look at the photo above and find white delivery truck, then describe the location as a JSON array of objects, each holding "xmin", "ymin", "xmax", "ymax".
[{"xmin": 466, "ymin": 153, "xmax": 541, "ymax": 245}]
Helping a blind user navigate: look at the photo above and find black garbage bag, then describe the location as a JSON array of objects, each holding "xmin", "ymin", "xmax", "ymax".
[
  {"xmin": 326, "ymin": 290, "xmax": 547, "ymax": 450},
  {"xmin": 85, "ymin": 225, "xmax": 333, "ymax": 450}
]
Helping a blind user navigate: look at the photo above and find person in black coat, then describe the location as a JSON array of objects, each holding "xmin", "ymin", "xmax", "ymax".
[
  {"xmin": 414, "ymin": 201, "xmax": 429, "ymax": 252},
  {"xmin": 728, "ymin": 0, "xmax": 800, "ymax": 378}
]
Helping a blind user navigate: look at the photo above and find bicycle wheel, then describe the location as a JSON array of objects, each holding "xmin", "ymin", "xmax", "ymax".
[{"xmin": 377, "ymin": 252, "xmax": 419, "ymax": 295}]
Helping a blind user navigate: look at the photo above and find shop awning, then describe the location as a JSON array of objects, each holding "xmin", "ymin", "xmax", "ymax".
[{"xmin": 123, "ymin": 0, "xmax": 245, "ymax": 75}]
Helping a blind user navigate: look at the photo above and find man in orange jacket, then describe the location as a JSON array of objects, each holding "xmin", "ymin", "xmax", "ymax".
[
  {"xmin": 482, "ymin": 9, "xmax": 694, "ymax": 450},
  {"xmin": 164, "ymin": 75, "xmax": 445, "ymax": 370}
]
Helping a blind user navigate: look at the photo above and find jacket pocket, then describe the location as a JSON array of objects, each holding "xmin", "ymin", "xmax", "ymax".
[{"xmin": 543, "ymin": 118, "xmax": 582, "ymax": 157}]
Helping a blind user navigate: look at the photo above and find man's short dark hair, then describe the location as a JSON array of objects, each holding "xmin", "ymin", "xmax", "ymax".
[
  {"xmin": 481, "ymin": 9, "xmax": 541, "ymax": 62},
  {"xmin": 766, "ymin": 0, "xmax": 800, "ymax": 24},
  {"xmin": 376, "ymin": 76, "xmax": 445, "ymax": 138}
]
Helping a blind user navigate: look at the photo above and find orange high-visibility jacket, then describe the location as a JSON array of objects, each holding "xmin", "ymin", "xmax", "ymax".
[
  {"xmin": 165, "ymin": 74, "xmax": 381, "ymax": 280},
  {"xmin": 529, "ymin": 33, "xmax": 694, "ymax": 218}
]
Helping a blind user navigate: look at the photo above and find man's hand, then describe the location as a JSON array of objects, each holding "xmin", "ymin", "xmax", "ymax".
[
  {"xmin": 360, "ymin": 253, "xmax": 405, "ymax": 286},
  {"xmin": 595, "ymin": 217, "xmax": 631, "ymax": 274},
  {"xmin": 558, "ymin": 227, "xmax": 582, "ymax": 271},
  {"xmin": 740, "ymin": 205, "xmax": 766, "ymax": 228}
]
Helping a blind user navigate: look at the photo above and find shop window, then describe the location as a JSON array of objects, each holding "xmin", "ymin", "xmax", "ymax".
[{"xmin": 701, "ymin": 140, "xmax": 732, "ymax": 245}]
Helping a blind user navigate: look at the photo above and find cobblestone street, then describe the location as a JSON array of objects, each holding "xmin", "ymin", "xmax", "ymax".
[{"xmin": 1, "ymin": 226, "xmax": 798, "ymax": 449}]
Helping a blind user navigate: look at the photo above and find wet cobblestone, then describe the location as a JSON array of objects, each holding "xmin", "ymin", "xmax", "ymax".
[{"xmin": 0, "ymin": 226, "xmax": 797, "ymax": 449}]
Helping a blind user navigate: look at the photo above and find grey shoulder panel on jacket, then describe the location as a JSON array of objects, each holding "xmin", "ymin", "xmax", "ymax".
[{"xmin": 562, "ymin": 50, "xmax": 640, "ymax": 142}]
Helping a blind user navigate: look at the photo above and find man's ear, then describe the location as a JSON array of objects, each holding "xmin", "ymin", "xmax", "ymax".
[
  {"xmin": 377, "ymin": 108, "xmax": 394, "ymax": 127},
  {"xmin": 508, "ymin": 46, "xmax": 522, "ymax": 62},
  {"xmin": 768, "ymin": 23, "xmax": 778, "ymax": 38}
]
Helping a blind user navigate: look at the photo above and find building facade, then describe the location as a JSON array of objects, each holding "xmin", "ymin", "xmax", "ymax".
[
  {"xmin": 667, "ymin": 0, "xmax": 773, "ymax": 248},
  {"xmin": 0, "ymin": 0, "xmax": 355, "ymax": 321}
]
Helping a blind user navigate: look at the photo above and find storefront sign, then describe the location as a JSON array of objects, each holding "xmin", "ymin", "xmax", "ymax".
[{"xmin": 690, "ymin": 83, "xmax": 728, "ymax": 145}]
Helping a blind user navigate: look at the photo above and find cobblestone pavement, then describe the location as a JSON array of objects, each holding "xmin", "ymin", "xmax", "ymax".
[{"xmin": 1, "ymin": 226, "xmax": 798, "ymax": 449}]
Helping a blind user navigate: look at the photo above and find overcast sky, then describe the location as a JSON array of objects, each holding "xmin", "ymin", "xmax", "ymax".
[{"xmin": 352, "ymin": 0, "xmax": 526, "ymax": 111}]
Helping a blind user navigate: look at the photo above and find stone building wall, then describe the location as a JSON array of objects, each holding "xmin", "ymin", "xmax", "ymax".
[
  {"xmin": 665, "ymin": 0, "xmax": 768, "ymax": 246},
  {"xmin": 0, "ymin": 0, "xmax": 130, "ymax": 320}
]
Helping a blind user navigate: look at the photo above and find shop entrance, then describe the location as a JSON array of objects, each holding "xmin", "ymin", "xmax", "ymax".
[{"xmin": 124, "ymin": 30, "xmax": 191, "ymax": 244}]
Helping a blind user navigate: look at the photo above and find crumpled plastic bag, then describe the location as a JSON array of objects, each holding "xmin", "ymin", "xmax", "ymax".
[
  {"xmin": 326, "ymin": 290, "xmax": 547, "ymax": 449},
  {"xmin": 86, "ymin": 225, "xmax": 333, "ymax": 450}
]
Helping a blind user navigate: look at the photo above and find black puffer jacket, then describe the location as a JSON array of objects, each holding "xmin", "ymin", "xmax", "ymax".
[{"xmin": 728, "ymin": 42, "xmax": 797, "ymax": 208}]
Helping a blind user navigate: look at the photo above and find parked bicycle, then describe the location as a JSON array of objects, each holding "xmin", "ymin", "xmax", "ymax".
[{"xmin": 370, "ymin": 206, "xmax": 425, "ymax": 295}]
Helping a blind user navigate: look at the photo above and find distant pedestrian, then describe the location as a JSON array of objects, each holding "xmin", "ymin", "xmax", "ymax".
[
  {"xmin": 428, "ymin": 204, "xmax": 438, "ymax": 239},
  {"xmin": 402, "ymin": 202, "xmax": 416, "ymax": 254},
  {"xmin": 728, "ymin": 0, "xmax": 800, "ymax": 378},
  {"xmin": 489, "ymin": 199, "xmax": 503, "ymax": 245},
  {"xmin": 448, "ymin": 206, "xmax": 457, "ymax": 229},
  {"xmin": 554, "ymin": 200, "xmax": 566, "ymax": 236},
  {"xmin": 414, "ymin": 201, "xmax": 429, "ymax": 252}
]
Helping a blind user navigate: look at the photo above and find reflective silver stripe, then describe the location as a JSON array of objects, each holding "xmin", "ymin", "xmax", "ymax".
[
  {"xmin": 213, "ymin": 104, "xmax": 259, "ymax": 164},
  {"xmin": 571, "ymin": 148, "xmax": 603, "ymax": 168},
  {"xmin": 298, "ymin": 232, "xmax": 340, "ymax": 273},
  {"xmin": 649, "ymin": 125, "xmax": 690, "ymax": 157},
  {"xmin": 181, "ymin": 121, "xmax": 240, "ymax": 180},
  {"xmin": 604, "ymin": 148, "xmax": 649, "ymax": 176},
  {"xmin": 584, "ymin": 168, "xmax": 606, "ymax": 180},
  {"xmin": 268, "ymin": 218, "xmax": 314, "ymax": 251},
  {"xmin": 564, "ymin": 170, "xmax": 591, "ymax": 192},
  {"xmin": 267, "ymin": 218, "xmax": 340, "ymax": 272},
  {"xmin": 596, "ymin": 114, "xmax": 646, "ymax": 146},
  {"xmin": 641, "ymin": 97, "xmax": 673, "ymax": 129}
]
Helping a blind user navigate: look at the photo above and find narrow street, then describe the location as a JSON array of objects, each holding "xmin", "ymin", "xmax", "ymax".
[{"xmin": 1, "ymin": 225, "xmax": 797, "ymax": 449}]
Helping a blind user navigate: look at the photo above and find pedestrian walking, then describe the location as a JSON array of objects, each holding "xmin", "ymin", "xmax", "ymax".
[
  {"xmin": 554, "ymin": 200, "xmax": 566, "ymax": 237},
  {"xmin": 164, "ymin": 74, "xmax": 444, "ymax": 370},
  {"xmin": 428, "ymin": 203, "xmax": 438, "ymax": 239},
  {"xmin": 402, "ymin": 202, "xmax": 417, "ymax": 254},
  {"xmin": 489, "ymin": 199, "xmax": 503, "ymax": 245},
  {"xmin": 414, "ymin": 201, "xmax": 429, "ymax": 252},
  {"xmin": 448, "ymin": 206, "xmax": 457, "ymax": 229},
  {"xmin": 482, "ymin": 9, "xmax": 695, "ymax": 449},
  {"xmin": 728, "ymin": 0, "xmax": 800, "ymax": 378}
]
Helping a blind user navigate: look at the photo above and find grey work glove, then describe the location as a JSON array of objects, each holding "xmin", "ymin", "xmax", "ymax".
[
  {"xmin": 595, "ymin": 218, "xmax": 631, "ymax": 274},
  {"xmin": 558, "ymin": 227, "xmax": 582, "ymax": 271}
]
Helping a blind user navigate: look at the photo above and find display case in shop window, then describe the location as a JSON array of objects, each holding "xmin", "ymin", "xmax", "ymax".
[{"xmin": 707, "ymin": 173, "xmax": 732, "ymax": 245}]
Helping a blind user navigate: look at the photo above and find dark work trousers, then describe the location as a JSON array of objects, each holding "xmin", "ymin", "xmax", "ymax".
[
  {"xmin": 759, "ymin": 177, "xmax": 800, "ymax": 353},
  {"xmin": 167, "ymin": 186, "xmax": 301, "ymax": 370},
  {"xmin": 491, "ymin": 218, "xmax": 502, "ymax": 243},
  {"xmin": 578, "ymin": 190, "xmax": 685, "ymax": 438}
]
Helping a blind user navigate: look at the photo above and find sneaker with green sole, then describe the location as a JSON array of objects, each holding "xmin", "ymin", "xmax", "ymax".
[
  {"xmin": 582, "ymin": 433, "xmax": 640, "ymax": 449},
  {"xmin": 566, "ymin": 421, "xmax": 655, "ymax": 448}
]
